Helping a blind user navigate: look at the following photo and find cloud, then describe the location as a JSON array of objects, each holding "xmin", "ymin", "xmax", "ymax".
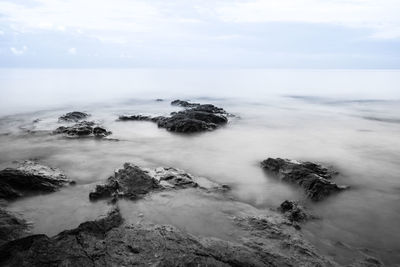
[
  {"xmin": 68, "ymin": 47, "xmax": 76, "ymax": 55},
  {"xmin": 10, "ymin": 46, "xmax": 27, "ymax": 55}
]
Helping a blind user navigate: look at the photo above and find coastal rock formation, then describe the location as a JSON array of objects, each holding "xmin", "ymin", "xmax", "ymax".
[
  {"xmin": 118, "ymin": 100, "xmax": 229, "ymax": 133},
  {"xmin": 54, "ymin": 121, "xmax": 111, "ymax": 138},
  {"xmin": 261, "ymin": 158, "xmax": 348, "ymax": 201},
  {"xmin": 278, "ymin": 200, "xmax": 311, "ymax": 223},
  {"xmin": 0, "ymin": 208, "xmax": 338, "ymax": 267},
  {"xmin": 0, "ymin": 208, "xmax": 28, "ymax": 245},
  {"xmin": 89, "ymin": 164, "xmax": 224, "ymax": 201},
  {"xmin": 0, "ymin": 160, "xmax": 72, "ymax": 200},
  {"xmin": 58, "ymin": 111, "xmax": 89, "ymax": 122}
]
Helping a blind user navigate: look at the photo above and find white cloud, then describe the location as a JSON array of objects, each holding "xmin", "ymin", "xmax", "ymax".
[
  {"xmin": 10, "ymin": 46, "xmax": 27, "ymax": 55},
  {"xmin": 68, "ymin": 47, "xmax": 76, "ymax": 55},
  {"xmin": 215, "ymin": 0, "xmax": 400, "ymax": 39}
]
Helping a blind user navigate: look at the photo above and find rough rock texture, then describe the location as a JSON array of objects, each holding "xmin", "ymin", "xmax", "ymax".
[
  {"xmin": 0, "ymin": 208, "xmax": 28, "ymax": 245},
  {"xmin": 261, "ymin": 158, "xmax": 348, "ymax": 201},
  {"xmin": 54, "ymin": 121, "xmax": 112, "ymax": 138},
  {"xmin": 347, "ymin": 257, "xmax": 383, "ymax": 267},
  {"xmin": 89, "ymin": 164, "xmax": 224, "ymax": 201},
  {"xmin": 0, "ymin": 160, "xmax": 72, "ymax": 199},
  {"xmin": 118, "ymin": 100, "xmax": 229, "ymax": 133},
  {"xmin": 278, "ymin": 200, "xmax": 311, "ymax": 223},
  {"xmin": 0, "ymin": 208, "xmax": 339, "ymax": 267},
  {"xmin": 58, "ymin": 111, "xmax": 89, "ymax": 122}
]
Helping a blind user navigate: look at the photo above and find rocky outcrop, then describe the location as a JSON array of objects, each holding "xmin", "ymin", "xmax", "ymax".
[
  {"xmin": 58, "ymin": 111, "xmax": 89, "ymax": 122},
  {"xmin": 0, "ymin": 161, "xmax": 72, "ymax": 200},
  {"xmin": 118, "ymin": 100, "xmax": 229, "ymax": 133},
  {"xmin": 89, "ymin": 164, "xmax": 225, "ymax": 201},
  {"xmin": 0, "ymin": 208, "xmax": 339, "ymax": 267},
  {"xmin": 261, "ymin": 158, "xmax": 348, "ymax": 201},
  {"xmin": 278, "ymin": 200, "xmax": 311, "ymax": 223},
  {"xmin": 0, "ymin": 208, "xmax": 28, "ymax": 246},
  {"xmin": 54, "ymin": 121, "xmax": 111, "ymax": 138}
]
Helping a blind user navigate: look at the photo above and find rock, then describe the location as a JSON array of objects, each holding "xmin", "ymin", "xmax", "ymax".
[
  {"xmin": 155, "ymin": 99, "xmax": 164, "ymax": 102},
  {"xmin": 0, "ymin": 208, "xmax": 338, "ymax": 267},
  {"xmin": 0, "ymin": 160, "xmax": 72, "ymax": 200},
  {"xmin": 54, "ymin": 121, "xmax": 112, "ymax": 138},
  {"xmin": 261, "ymin": 158, "xmax": 348, "ymax": 201},
  {"xmin": 118, "ymin": 100, "xmax": 229, "ymax": 133},
  {"xmin": 0, "ymin": 208, "xmax": 28, "ymax": 245},
  {"xmin": 58, "ymin": 111, "xmax": 89, "ymax": 122},
  {"xmin": 278, "ymin": 200, "xmax": 310, "ymax": 223},
  {"xmin": 89, "ymin": 164, "xmax": 224, "ymax": 201},
  {"xmin": 348, "ymin": 257, "xmax": 383, "ymax": 267}
]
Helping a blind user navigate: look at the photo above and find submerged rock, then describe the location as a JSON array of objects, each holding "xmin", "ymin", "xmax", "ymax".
[
  {"xmin": 118, "ymin": 100, "xmax": 229, "ymax": 133},
  {"xmin": 54, "ymin": 121, "xmax": 112, "ymax": 138},
  {"xmin": 58, "ymin": 111, "xmax": 89, "ymax": 122},
  {"xmin": 0, "ymin": 208, "xmax": 28, "ymax": 245},
  {"xmin": 278, "ymin": 200, "xmax": 311, "ymax": 223},
  {"xmin": 261, "ymin": 158, "xmax": 348, "ymax": 201},
  {"xmin": 89, "ymin": 164, "xmax": 223, "ymax": 201},
  {"xmin": 0, "ymin": 208, "xmax": 339, "ymax": 267},
  {"xmin": 0, "ymin": 160, "xmax": 72, "ymax": 200}
]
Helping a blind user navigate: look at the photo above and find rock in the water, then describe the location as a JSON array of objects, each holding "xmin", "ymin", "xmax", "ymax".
[
  {"xmin": 0, "ymin": 160, "xmax": 72, "ymax": 199},
  {"xmin": 0, "ymin": 208, "xmax": 28, "ymax": 245},
  {"xmin": 118, "ymin": 100, "xmax": 229, "ymax": 133},
  {"xmin": 58, "ymin": 111, "xmax": 89, "ymax": 122},
  {"xmin": 89, "ymin": 164, "xmax": 223, "ymax": 201},
  {"xmin": 279, "ymin": 200, "xmax": 310, "ymax": 223},
  {"xmin": 0, "ymin": 208, "xmax": 338, "ymax": 267},
  {"xmin": 54, "ymin": 121, "xmax": 111, "ymax": 138},
  {"xmin": 261, "ymin": 158, "xmax": 348, "ymax": 201}
]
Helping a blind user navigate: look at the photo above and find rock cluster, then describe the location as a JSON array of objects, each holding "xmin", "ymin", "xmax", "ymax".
[
  {"xmin": 261, "ymin": 158, "xmax": 348, "ymax": 201},
  {"xmin": 278, "ymin": 200, "xmax": 310, "ymax": 223},
  {"xmin": 54, "ymin": 121, "xmax": 111, "ymax": 138},
  {"xmin": 0, "ymin": 208, "xmax": 28, "ymax": 246},
  {"xmin": 0, "ymin": 160, "xmax": 73, "ymax": 200},
  {"xmin": 118, "ymin": 99, "xmax": 229, "ymax": 133},
  {"xmin": 0, "ymin": 208, "xmax": 339, "ymax": 267}
]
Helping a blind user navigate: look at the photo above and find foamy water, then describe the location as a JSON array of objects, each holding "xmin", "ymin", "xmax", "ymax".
[{"xmin": 0, "ymin": 69, "xmax": 399, "ymax": 265}]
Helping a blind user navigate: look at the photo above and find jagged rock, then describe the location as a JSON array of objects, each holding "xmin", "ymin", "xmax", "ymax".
[
  {"xmin": 0, "ymin": 208, "xmax": 28, "ymax": 245},
  {"xmin": 89, "ymin": 164, "xmax": 223, "ymax": 201},
  {"xmin": 261, "ymin": 158, "xmax": 348, "ymax": 201},
  {"xmin": 0, "ymin": 160, "xmax": 72, "ymax": 200},
  {"xmin": 118, "ymin": 100, "xmax": 229, "ymax": 133},
  {"xmin": 0, "ymin": 208, "xmax": 339, "ymax": 267},
  {"xmin": 58, "ymin": 111, "xmax": 89, "ymax": 122},
  {"xmin": 278, "ymin": 200, "xmax": 310, "ymax": 223},
  {"xmin": 54, "ymin": 121, "xmax": 111, "ymax": 138}
]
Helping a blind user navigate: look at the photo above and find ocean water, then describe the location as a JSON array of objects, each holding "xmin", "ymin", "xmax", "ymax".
[{"xmin": 0, "ymin": 69, "xmax": 399, "ymax": 265}]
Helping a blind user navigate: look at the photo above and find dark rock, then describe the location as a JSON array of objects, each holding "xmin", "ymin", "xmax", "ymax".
[
  {"xmin": 171, "ymin": 99, "xmax": 200, "ymax": 107},
  {"xmin": 155, "ymin": 99, "xmax": 164, "ymax": 102},
  {"xmin": 58, "ymin": 111, "xmax": 89, "ymax": 122},
  {"xmin": 0, "ymin": 208, "xmax": 338, "ymax": 267},
  {"xmin": 54, "ymin": 121, "xmax": 111, "ymax": 138},
  {"xmin": 0, "ymin": 160, "xmax": 72, "ymax": 200},
  {"xmin": 279, "ymin": 200, "xmax": 309, "ymax": 222},
  {"xmin": 118, "ymin": 115, "xmax": 153, "ymax": 121},
  {"xmin": 261, "ymin": 158, "xmax": 348, "ymax": 201},
  {"xmin": 0, "ymin": 208, "xmax": 28, "ymax": 245},
  {"xmin": 90, "ymin": 164, "xmax": 224, "ymax": 201}
]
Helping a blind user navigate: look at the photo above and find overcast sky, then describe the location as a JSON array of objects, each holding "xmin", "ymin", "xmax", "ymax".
[{"xmin": 0, "ymin": 0, "xmax": 399, "ymax": 68}]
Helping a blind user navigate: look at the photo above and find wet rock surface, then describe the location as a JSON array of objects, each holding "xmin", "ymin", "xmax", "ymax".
[
  {"xmin": 278, "ymin": 200, "xmax": 311, "ymax": 223},
  {"xmin": 118, "ymin": 100, "xmax": 229, "ymax": 133},
  {"xmin": 0, "ymin": 208, "xmax": 339, "ymax": 267},
  {"xmin": 261, "ymin": 158, "xmax": 348, "ymax": 201},
  {"xmin": 89, "ymin": 164, "xmax": 223, "ymax": 201},
  {"xmin": 54, "ymin": 121, "xmax": 112, "ymax": 138},
  {"xmin": 58, "ymin": 111, "xmax": 89, "ymax": 122},
  {"xmin": 0, "ymin": 208, "xmax": 28, "ymax": 246},
  {"xmin": 0, "ymin": 160, "xmax": 72, "ymax": 200}
]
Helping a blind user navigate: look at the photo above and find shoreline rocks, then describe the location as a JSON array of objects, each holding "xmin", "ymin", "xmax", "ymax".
[
  {"xmin": 0, "ymin": 208, "xmax": 29, "ymax": 246},
  {"xmin": 261, "ymin": 158, "xmax": 348, "ymax": 201},
  {"xmin": 58, "ymin": 111, "xmax": 89, "ymax": 122},
  {"xmin": 54, "ymin": 121, "xmax": 112, "ymax": 138},
  {"xmin": 0, "ymin": 160, "xmax": 73, "ymax": 200},
  {"xmin": 118, "ymin": 99, "xmax": 229, "ymax": 133}
]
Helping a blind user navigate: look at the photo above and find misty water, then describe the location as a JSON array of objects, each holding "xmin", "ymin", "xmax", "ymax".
[{"xmin": 0, "ymin": 69, "xmax": 400, "ymax": 265}]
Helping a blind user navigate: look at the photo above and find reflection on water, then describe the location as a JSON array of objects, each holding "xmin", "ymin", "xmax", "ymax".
[{"xmin": 0, "ymin": 69, "xmax": 400, "ymax": 265}]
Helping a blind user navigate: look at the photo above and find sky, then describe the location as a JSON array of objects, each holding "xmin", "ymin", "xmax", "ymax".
[{"xmin": 0, "ymin": 0, "xmax": 399, "ymax": 68}]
